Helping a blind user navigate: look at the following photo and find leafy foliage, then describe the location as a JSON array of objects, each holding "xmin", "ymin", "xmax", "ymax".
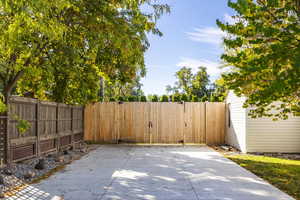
[
  {"xmin": 128, "ymin": 96, "xmax": 137, "ymax": 102},
  {"xmin": 191, "ymin": 96, "xmax": 199, "ymax": 102},
  {"xmin": 160, "ymin": 95, "xmax": 169, "ymax": 102},
  {"xmin": 109, "ymin": 97, "xmax": 116, "ymax": 102},
  {"xmin": 13, "ymin": 115, "xmax": 31, "ymax": 135},
  {"xmin": 151, "ymin": 95, "xmax": 159, "ymax": 102},
  {"xmin": 217, "ymin": 0, "xmax": 300, "ymax": 119},
  {"xmin": 104, "ymin": 74, "xmax": 145, "ymax": 101},
  {"xmin": 0, "ymin": 93, "xmax": 6, "ymax": 113},
  {"xmin": 171, "ymin": 93, "xmax": 181, "ymax": 102},
  {"xmin": 118, "ymin": 96, "xmax": 125, "ymax": 102},
  {"xmin": 140, "ymin": 96, "xmax": 147, "ymax": 102},
  {"xmin": 166, "ymin": 66, "xmax": 226, "ymax": 102},
  {"xmin": 180, "ymin": 94, "xmax": 189, "ymax": 102},
  {"xmin": 0, "ymin": 0, "xmax": 170, "ymax": 105}
]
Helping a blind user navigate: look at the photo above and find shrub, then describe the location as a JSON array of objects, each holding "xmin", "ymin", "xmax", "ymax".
[
  {"xmin": 181, "ymin": 94, "xmax": 188, "ymax": 102},
  {"xmin": 109, "ymin": 97, "xmax": 116, "ymax": 102},
  {"xmin": 160, "ymin": 95, "xmax": 169, "ymax": 102},
  {"xmin": 127, "ymin": 96, "xmax": 137, "ymax": 102},
  {"xmin": 151, "ymin": 95, "xmax": 159, "ymax": 102},
  {"xmin": 191, "ymin": 96, "xmax": 198, "ymax": 102},
  {"xmin": 140, "ymin": 96, "xmax": 147, "ymax": 102},
  {"xmin": 117, "ymin": 96, "xmax": 125, "ymax": 101},
  {"xmin": 200, "ymin": 95, "xmax": 208, "ymax": 102},
  {"xmin": 172, "ymin": 94, "xmax": 181, "ymax": 102}
]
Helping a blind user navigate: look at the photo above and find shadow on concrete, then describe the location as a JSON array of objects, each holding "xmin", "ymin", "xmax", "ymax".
[{"xmin": 29, "ymin": 146, "xmax": 293, "ymax": 200}]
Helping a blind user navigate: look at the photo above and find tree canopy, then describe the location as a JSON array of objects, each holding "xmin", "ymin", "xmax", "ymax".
[
  {"xmin": 0, "ymin": 0, "xmax": 170, "ymax": 104},
  {"xmin": 217, "ymin": 0, "xmax": 300, "ymax": 119},
  {"xmin": 166, "ymin": 66, "xmax": 226, "ymax": 102}
]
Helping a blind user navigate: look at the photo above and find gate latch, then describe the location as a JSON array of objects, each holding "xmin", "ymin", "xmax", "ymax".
[{"xmin": 149, "ymin": 121, "xmax": 153, "ymax": 128}]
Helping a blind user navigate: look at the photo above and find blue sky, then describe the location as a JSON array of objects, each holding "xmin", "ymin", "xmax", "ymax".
[{"xmin": 142, "ymin": 0, "xmax": 235, "ymax": 95}]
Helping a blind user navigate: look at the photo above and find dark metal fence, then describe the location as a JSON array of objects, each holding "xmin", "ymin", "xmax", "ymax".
[{"xmin": 1, "ymin": 96, "xmax": 84, "ymax": 164}]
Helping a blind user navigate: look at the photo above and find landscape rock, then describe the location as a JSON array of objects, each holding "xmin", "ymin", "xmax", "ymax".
[
  {"xmin": 3, "ymin": 168, "xmax": 13, "ymax": 176},
  {"xmin": 0, "ymin": 191, "xmax": 4, "ymax": 199},
  {"xmin": 0, "ymin": 176, "xmax": 4, "ymax": 185},
  {"xmin": 80, "ymin": 147, "xmax": 87, "ymax": 153},
  {"xmin": 23, "ymin": 170, "xmax": 35, "ymax": 179},
  {"xmin": 55, "ymin": 155, "xmax": 65, "ymax": 163},
  {"xmin": 0, "ymin": 144, "xmax": 93, "ymax": 196},
  {"xmin": 35, "ymin": 159, "xmax": 46, "ymax": 170}
]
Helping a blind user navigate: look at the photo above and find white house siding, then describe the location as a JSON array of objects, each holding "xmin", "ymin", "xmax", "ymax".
[
  {"xmin": 247, "ymin": 114, "xmax": 300, "ymax": 153},
  {"xmin": 226, "ymin": 91, "xmax": 247, "ymax": 152}
]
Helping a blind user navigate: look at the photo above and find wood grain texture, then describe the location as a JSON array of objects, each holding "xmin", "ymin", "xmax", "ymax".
[
  {"xmin": 84, "ymin": 102, "xmax": 226, "ymax": 144},
  {"xmin": 6, "ymin": 96, "xmax": 84, "ymax": 163}
]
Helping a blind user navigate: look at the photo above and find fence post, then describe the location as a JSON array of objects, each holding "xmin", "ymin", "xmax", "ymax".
[
  {"xmin": 56, "ymin": 104, "xmax": 59, "ymax": 152},
  {"xmin": 6, "ymin": 98, "xmax": 11, "ymax": 164},
  {"xmin": 82, "ymin": 106, "xmax": 85, "ymax": 143},
  {"xmin": 71, "ymin": 106, "xmax": 74, "ymax": 148},
  {"xmin": 36, "ymin": 100, "xmax": 40, "ymax": 157},
  {"xmin": 204, "ymin": 102, "xmax": 207, "ymax": 144}
]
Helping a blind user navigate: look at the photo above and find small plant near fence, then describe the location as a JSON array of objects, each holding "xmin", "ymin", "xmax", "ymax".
[{"xmin": 12, "ymin": 114, "xmax": 31, "ymax": 135}]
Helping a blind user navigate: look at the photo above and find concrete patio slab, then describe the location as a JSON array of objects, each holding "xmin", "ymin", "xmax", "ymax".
[{"xmin": 20, "ymin": 146, "xmax": 294, "ymax": 200}]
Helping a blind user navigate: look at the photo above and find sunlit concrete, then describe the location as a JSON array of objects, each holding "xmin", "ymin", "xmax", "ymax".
[{"xmin": 32, "ymin": 146, "xmax": 294, "ymax": 200}]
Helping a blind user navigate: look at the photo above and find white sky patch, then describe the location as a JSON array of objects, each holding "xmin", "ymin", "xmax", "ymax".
[
  {"xmin": 224, "ymin": 13, "xmax": 238, "ymax": 25},
  {"xmin": 186, "ymin": 13, "xmax": 237, "ymax": 46},
  {"xmin": 176, "ymin": 57, "xmax": 226, "ymax": 77},
  {"xmin": 186, "ymin": 27, "xmax": 225, "ymax": 45}
]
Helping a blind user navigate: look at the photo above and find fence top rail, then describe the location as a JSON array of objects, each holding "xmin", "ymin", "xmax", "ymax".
[
  {"xmin": 87, "ymin": 102, "xmax": 225, "ymax": 105},
  {"xmin": 9, "ymin": 96, "xmax": 84, "ymax": 109},
  {"xmin": 40, "ymin": 101, "xmax": 58, "ymax": 106},
  {"xmin": 10, "ymin": 96, "xmax": 38, "ymax": 104}
]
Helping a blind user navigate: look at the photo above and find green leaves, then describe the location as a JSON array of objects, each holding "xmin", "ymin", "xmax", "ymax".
[
  {"xmin": 0, "ymin": 0, "xmax": 169, "ymax": 105},
  {"xmin": 218, "ymin": 0, "xmax": 300, "ymax": 119}
]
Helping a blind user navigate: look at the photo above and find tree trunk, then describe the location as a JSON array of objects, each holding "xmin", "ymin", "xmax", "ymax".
[
  {"xmin": 99, "ymin": 77, "xmax": 105, "ymax": 101},
  {"xmin": 3, "ymin": 70, "xmax": 25, "ymax": 104}
]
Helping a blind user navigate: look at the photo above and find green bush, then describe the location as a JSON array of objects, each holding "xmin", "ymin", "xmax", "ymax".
[
  {"xmin": 117, "ymin": 96, "xmax": 125, "ymax": 101},
  {"xmin": 172, "ymin": 94, "xmax": 181, "ymax": 102},
  {"xmin": 128, "ymin": 96, "xmax": 137, "ymax": 102},
  {"xmin": 140, "ymin": 96, "xmax": 147, "ymax": 102},
  {"xmin": 181, "ymin": 94, "xmax": 188, "ymax": 102},
  {"xmin": 13, "ymin": 115, "xmax": 31, "ymax": 135},
  {"xmin": 160, "ymin": 95, "xmax": 169, "ymax": 102},
  {"xmin": 191, "ymin": 96, "xmax": 198, "ymax": 102},
  {"xmin": 200, "ymin": 95, "xmax": 208, "ymax": 102},
  {"xmin": 0, "ymin": 94, "xmax": 6, "ymax": 113},
  {"xmin": 151, "ymin": 95, "xmax": 159, "ymax": 102},
  {"xmin": 109, "ymin": 97, "xmax": 116, "ymax": 102}
]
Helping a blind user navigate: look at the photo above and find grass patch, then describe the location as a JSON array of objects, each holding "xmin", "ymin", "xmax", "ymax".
[{"xmin": 226, "ymin": 154, "xmax": 300, "ymax": 200}]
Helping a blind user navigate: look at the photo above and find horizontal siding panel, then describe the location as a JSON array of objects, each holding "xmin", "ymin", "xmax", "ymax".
[{"xmin": 247, "ymin": 115, "xmax": 300, "ymax": 153}]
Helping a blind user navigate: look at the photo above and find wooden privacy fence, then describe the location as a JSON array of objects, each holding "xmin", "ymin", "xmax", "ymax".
[
  {"xmin": 84, "ymin": 102, "xmax": 226, "ymax": 145},
  {"xmin": 0, "ymin": 96, "xmax": 84, "ymax": 163}
]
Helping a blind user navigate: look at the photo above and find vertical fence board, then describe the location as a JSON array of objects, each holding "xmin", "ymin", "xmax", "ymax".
[
  {"xmin": 2, "ymin": 96, "xmax": 84, "ymax": 163},
  {"xmin": 206, "ymin": 102, "xmax": 226, "ymax": 145},
  {"xmin": 84, "ymin": 102, "xmax": 226, "ymax": 145}
]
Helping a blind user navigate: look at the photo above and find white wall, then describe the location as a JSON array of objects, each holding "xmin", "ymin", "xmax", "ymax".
[
  {"xmin": 226, "ymin": 91, "xmax": 247, "ymax": 152},
  {"xmin": 247, "ymin": 114, "xmax": 300, "ymax": 153}
]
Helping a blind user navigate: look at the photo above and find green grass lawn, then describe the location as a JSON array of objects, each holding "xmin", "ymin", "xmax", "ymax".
[{"xmin": 226, "ymin": 154, "xmax": 300, "ymax": 200}]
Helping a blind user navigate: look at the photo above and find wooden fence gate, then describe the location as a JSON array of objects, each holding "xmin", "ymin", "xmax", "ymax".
[{"xmin": 84, "ymin": 102, "xmax": 226, "ymax": 145}]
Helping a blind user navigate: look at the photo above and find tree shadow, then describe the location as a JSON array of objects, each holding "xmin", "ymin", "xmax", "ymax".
[
  {"xmin": 227, "ymin": 156, "xmax": 300, "ymax": 200},
  {"xmin": 29, "ymin": 146, "xmax": 294, "ymax": 200}
]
